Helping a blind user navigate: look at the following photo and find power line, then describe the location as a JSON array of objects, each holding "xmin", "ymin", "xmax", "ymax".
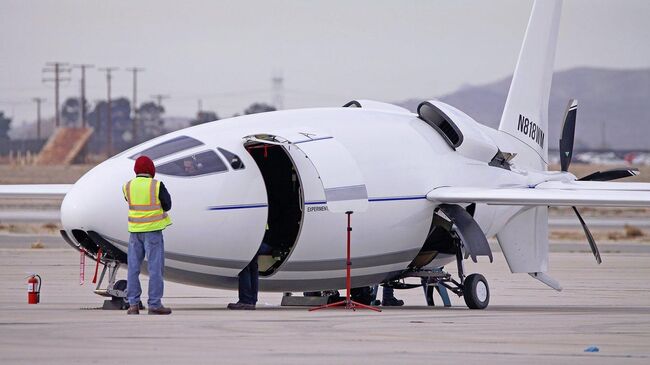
[
  {"xmin": 72, "ymin": 64, "xmax": 94, "ymax": 128},
  {"xmin": 98, "ymin": 67, "xmax": 118, "ymax": 157},
  {"xmin": 126, "ymin": 67, "xmax": 145, "ymax": 143},
  {"xmin": 32, "ymin": 97, "xmax": 46, "ymax": 140},
  {"xmin": 42, "ymin": 62, "xmax": 71, "ymax": 127},
  {"xmin": 151, "ymin": 94, "xmax": 170, "ymax": 109}
]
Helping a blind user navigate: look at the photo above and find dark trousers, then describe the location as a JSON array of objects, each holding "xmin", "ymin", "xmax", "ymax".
[
  {"xmin": 382, "ymin": 286, "xmax": 395, "ymax": 302},
  {"xmin": 238, "ymin": 255, "xmax": 259, "ymax": 305}
]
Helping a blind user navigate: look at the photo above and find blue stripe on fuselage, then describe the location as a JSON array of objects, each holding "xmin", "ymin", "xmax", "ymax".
[
  {"xmin": 207, "ymin": 203, "xmax": 268, "ymax": 211},
  {"xmin": 207, "ymin": 195, "xmax": 426, "ymax": 211}
]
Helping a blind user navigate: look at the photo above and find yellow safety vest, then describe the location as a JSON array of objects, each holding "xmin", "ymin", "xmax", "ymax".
[{"xmin": 123, "ymin": 176, "xmax": 172, "ymax": 233}]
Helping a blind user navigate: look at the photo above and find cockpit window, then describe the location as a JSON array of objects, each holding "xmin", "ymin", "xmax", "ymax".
[
  {"xmin": 156, "ymin": 150, "xmax": 227, "ymax": 177},
  {"xmin": 218, "ymin": 148, "xmax": 245, "ymax": 170},
  {"xmin": 129, "ymin": 136, "xmax": 204, "ymax": 160}
]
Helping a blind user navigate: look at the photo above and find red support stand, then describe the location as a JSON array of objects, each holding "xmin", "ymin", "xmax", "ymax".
[{"xmin": 310, "ymin": 211, "xmax": 381, "ymax": 312}]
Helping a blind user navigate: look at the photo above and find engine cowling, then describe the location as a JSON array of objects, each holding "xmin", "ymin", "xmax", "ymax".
[{"xmin": 418, "ymin": 100, "xmax": 498, "ymax": 163}]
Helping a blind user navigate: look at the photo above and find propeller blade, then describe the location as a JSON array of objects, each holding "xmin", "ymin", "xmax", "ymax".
[
  {"xmin": 571, "ymin": 206, "xmax": 602, "ymax": 264},
  {"xmin": 559, "ymin": 99, "xmax": 578, "ymax": 172},
  {"xmin": 579, "ymin": 168, "xmax": 640, "ymax": 182}
]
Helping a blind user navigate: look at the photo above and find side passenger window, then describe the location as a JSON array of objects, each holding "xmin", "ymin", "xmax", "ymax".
[
  {"xmin": 156, "ymin": 150, "xmax": 228, "ymax": 177},
  {"xmin": 218, "ymin": 148, "xmax": 245, "ymax": 170}
]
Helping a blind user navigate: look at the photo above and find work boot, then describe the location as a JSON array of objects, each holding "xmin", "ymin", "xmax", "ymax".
[
  {"xmin": 227, "ymin": 302, "xmax": 256, "ymax": 310},
  {"xmin": 148, "ymin": 306, "xmax": 172, "ymax": 315},
  {"xmin": 382, "ymin": 297, "xmax": 405, "ymax": 307},
  {"xmin": 127, "ymin": 305, "xmax": 140, "ymax": 315}
]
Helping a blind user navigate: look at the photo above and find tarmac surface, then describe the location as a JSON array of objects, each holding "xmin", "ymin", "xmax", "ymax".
[{"xmin": 1, "ymin": 246, "xmax": 649, "ymax": 364}]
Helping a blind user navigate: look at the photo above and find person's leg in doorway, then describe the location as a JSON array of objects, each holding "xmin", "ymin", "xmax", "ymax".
[{"xmin": 382, "ymin": 286, "xmax": 404, "ymax": 306}]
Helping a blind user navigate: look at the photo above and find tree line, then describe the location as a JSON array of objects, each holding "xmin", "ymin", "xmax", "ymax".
[{"xmin": 0, "ymin": 99, "xmax": 277, "ymax": 155}]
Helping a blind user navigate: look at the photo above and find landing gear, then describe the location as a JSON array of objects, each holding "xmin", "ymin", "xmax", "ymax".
[
  {"xmin": 403, "ymin": 231, "xmax": 491, "ymax": 309},
  {"xmin": 93, "ymin": 259, "xmax": 129, "ymax": 310},
  {"xmin": 463, "ymin": 273, "xmax": 489, "ymax": 309}
]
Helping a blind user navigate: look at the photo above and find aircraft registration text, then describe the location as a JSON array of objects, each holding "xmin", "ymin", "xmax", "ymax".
[{"xmin": 517, "ymin": 114, "xmax": 544, "ymax": 148}]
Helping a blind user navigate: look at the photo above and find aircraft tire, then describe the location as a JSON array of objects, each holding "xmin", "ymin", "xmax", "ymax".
[
  {"xmin": 114, "ymin": 279, "xmax": 127, "ymax": 292},
  {"xmin": 463, "ymin": 273, "xmax": 489, "ymax": 309},
  {"xmin": 113, "ymin": 279, "xmax": 129, "ymax": 310}
]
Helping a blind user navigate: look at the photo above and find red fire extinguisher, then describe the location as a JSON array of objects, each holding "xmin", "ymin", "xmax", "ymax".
[{"xmin": 27, "ymin": 274, "xmax": 41, "ymax": 304}]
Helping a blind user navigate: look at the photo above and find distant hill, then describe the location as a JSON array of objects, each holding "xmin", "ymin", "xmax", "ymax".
[{"xmin": 398, "ymin": 67, "xmax": 650, "ymax": 151}]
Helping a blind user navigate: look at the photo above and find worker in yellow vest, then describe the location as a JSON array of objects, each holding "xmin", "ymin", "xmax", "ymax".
[{"xmin": 122, "ymin": 156, "xmax": 172, "ymax": 315}]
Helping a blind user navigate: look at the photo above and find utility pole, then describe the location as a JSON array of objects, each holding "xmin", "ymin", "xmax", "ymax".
[
  {"xmin": 32, "ymin": 97, "xmax": 45, "ymax": 140},
  {"xmin": 151, "ymin": 94, "xmax": 170, "ymax": 109},
  {"xmin": 94, "ymin": 99, "xmax": 103, "ymax": 138},
  {"xmin": 98, "ymin": 67, "xmax": 118, "ymax": 157},
  {"xmin": 42, "ymin": 62, "xmax": 70, "ymax": 127},
  {"xmin": 72, "ymin": 64, "xmax": 93, "ymax": 128},
  {"xmin": 126, "ymin": 67, "xmax": 144, "ymax": 143},
  {"xmin": 272, "ymin": 72, "xmax": 284, "ymax": 110}
]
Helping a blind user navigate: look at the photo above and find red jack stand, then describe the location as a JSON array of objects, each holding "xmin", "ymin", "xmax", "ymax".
[{"xmin": 310, "ymin": 211, "xmax": 381, "ymax": 312}]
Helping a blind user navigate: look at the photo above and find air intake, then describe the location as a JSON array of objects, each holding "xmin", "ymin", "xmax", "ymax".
[{"xmin": 417, "ymin": 101, "xmax": 463, "ymax": 149}]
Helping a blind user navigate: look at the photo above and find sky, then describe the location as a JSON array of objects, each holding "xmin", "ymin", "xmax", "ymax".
[{"xmin": 1, "ymin": 0, "xmax": 649, "ymax": 127}]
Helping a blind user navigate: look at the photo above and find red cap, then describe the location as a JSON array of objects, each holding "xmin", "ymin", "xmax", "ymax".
[{"xmin": 134, "ymin": 156, "xmax": 155, "ymax": 177}]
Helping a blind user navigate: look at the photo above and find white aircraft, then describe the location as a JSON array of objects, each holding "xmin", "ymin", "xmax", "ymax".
[{"xmin": 2, "ymin": 0, "xmax": 649, "ymax": 309}]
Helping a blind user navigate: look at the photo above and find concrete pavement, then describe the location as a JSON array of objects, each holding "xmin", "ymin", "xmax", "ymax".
[{"xmin": 0, "ymin": 248, "xmax": 649, "ymax": 364}]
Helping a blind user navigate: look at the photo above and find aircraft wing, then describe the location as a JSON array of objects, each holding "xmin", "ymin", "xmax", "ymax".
[
  {"xmin": 0, "ymin": 184, "xmax": 73, "ymax": 199},
  {"xmin": 426, "ymin": 181, "xmax": 650, "ymax": 207}
]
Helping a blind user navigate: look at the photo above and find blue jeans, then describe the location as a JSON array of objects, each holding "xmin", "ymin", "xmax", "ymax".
[
  {"xmin": 127, "ymin": 231, "xmax": 165, "ymax": 308},
  {"xmin": 238, "ymin": 242, "xmax": 272, "ymax": 305},
  {"xmin": 238, "ymin": 257, "xmax": 258, "ymax": 305}
]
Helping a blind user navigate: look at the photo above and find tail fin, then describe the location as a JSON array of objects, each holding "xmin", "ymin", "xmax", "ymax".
[{"xmin": 498, "ymin": 0, "xmax": 563, "ymax": 169}]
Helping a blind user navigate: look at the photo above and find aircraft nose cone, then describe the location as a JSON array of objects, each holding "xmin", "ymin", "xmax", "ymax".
[
  {"xmin": 61, "ymin": 158, "xmax": 131, "ymax": 233},
  {"xmin": 60, "ymin": 182, "xmax": 87, "ymax": 231}
]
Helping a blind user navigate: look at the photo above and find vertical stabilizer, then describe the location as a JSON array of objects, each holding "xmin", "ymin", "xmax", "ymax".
[
  {"xmin": 498, "ymin": 0, "xmax": 563, "ymax": 168},
  {"xmin": 496, "ymin": 206, "xmax": 548, "ymax": 273}
]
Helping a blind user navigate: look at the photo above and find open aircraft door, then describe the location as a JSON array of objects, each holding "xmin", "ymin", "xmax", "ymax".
[{"xmin": 244, "ymin": 130, "xmax": 368, "ymax": 213}]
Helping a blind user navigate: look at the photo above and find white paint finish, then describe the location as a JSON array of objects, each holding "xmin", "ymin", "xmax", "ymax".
[
  {"xmin": 422, "ymin": 100, "xmax": 499, "ymax": 163},
  {"xmin": 498, "ymin": 0, "xmax": 563, "ymax": 166},
  {"xmin": 497, "ymin": 207, "xmax": 549, "ymax": 273},
  {"xmin": 427, "ymin": 185, "xmax": 650, "ymax": 207},
  {"xmin": 345, "ymin": 100, "xmax": 412, "ymax": 114},
  {"xmin": 291, "ymin": 136, "xmax": 368, "ymax": 213},
  {"xmin": 529, "ymin": 272, "xmax": 563, "ymax": 291},
  {"xmin": 538, "ymin": 180, "xmax": 650, "ymax": 191}
]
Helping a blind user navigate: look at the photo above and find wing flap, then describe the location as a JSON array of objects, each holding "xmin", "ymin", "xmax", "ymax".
[
  {"xmin": 427, "ymin": 181, "xmax": 650, "ymax": 207},
  {"xmin": 0, "ymin": 184, "xmax": 72, "ymax": 199}
]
